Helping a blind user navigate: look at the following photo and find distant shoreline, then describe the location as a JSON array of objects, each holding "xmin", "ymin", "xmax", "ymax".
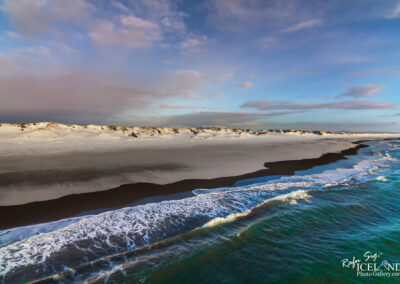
[
  {"xmin": 1, "ymin": 121, "xmax": 397, "ymax": 136},
  {"xmin": 0, "ymin": 141, "xmax": 370, "ymax": 230}
]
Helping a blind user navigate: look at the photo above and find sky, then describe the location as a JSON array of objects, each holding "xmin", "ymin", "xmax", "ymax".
[{"xmin": 1, "ymin": 0, "xmax": 400, "ymax": 131}]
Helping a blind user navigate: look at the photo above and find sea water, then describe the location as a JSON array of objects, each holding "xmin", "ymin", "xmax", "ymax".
[{"xmin": 0, "ymin": 140, "xmax": 399, "ymax": 283}]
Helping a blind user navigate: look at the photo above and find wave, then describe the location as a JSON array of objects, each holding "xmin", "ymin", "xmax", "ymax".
[
  {"xmin": 193, "ymin": 156, "xmax": 386, "ymax": 196},
  {"xmin": 203, "ymin": 189, "xmax": 311, "ymax": 228},
  {"xmin": 376, "ymin": 176, "xmax": 389, "ymax": 182},
  {"xmin": 0, "ymin": 141, "xmax": 396, "ymax": 282}
]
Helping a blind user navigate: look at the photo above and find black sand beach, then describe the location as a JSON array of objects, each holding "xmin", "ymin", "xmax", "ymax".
[{"xmin": 0, "ymin": 142, "xmax": 368, "ymax": 230}]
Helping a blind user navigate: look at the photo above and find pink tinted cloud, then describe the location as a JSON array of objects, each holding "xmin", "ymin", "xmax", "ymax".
[
  {"xmin": 0, "ymin": 72, "xmax": 182, "ymax": 121},
  {"xmin": 242, "ymin": 99, "xmax": 394, "ymax": 110}
]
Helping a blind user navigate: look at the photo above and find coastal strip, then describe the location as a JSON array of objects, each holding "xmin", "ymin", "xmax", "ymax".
[{"xmin": 0, "ymin": 142, "xmax": 369, "ymax": 230}]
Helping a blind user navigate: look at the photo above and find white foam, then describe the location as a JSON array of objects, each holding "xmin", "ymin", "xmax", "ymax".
[
  {"xmin": 203, "ymin": 189, "xmax": 311, "ymax": 228},
  {"xmin": 194, "ymin": 154, "xmax": 389, "ymax": 196},
  {"xmin": 203, "ymin": 212, "xmax": 250, "ymax": 228},
  {"xmin": 273, "ymin": 189, "xmax": 312, "ymax": 205},
  {"xmin": 376, "ymin": 176, "xmax": 389, "ymax": 182},
  {"xmin": 0, "ymin": 215, "xmax": 89, "ymax": 248}
]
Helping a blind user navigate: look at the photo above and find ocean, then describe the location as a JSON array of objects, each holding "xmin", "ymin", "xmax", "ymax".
[{"xmin": 0, "ymin": 139, "xmax": 399, "ymax": 283}]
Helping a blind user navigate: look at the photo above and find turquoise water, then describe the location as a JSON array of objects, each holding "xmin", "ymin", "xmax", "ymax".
[{"xmin": 1, "ymin": 140, "xmax": 399, "ymax": 283}]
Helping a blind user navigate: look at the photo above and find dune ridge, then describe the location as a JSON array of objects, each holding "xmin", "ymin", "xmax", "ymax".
[{"xmin": 0, "ymin": 121, "xmax": 392, "ymax": 140}]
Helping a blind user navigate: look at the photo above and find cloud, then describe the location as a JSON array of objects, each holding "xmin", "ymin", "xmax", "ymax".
[
  {"xmin": 0, "ymin": 58, "xmax": 16, "ymax": 72},
  {"xmin": 132, "ymin": 111, "xmax": 267, "ymax": 127},
  {"xmin": 88, "ymin": 1, "xmax": 188, "ymax": 48},
  {"xmin": 337, "ymin": 84, "xmax": 384, "ymax": 98},
  {"xmin": 205, "ymin": 0, "xmax": 309, "ymax": 32},
  {"xmin": 259, "ymin": 18, "xmax": 321, "ymax": 50},
  {"xmin": 260, "ymin": 36, "xmax": 279, "ymax": 49},
  {"xmin": 219, "ymin": 72, "xmax": 234, "ymax": 82},
  {"xmin": 241, "ymin": 99, "xmax": 395, "ymax": 111},
  {"xmin": 237, "ymin": 81, "xmax": 253, "ymax": 88},
  {"xmin": 205, "ymin": 0, "xmax": 400, "ymax": 33},
  {"xmin": 135, "ymin": 0, "xmax": 187, "ymax": 33},
  {"xmin": 131, "ymin": 110, "xmax": 314, "ymax": 127},
  {"xmin": 387, "ymin": 3, "xmax": 400, "ymax": 19},
  {"xmin": 3, "ymin": 0, "xmax": 93, "ymax": 37},
  {"xmin": 89, "ymin": 16, "xmax": 162, "ymax": 48},
  {"xmin": 380, "ymin": 112, "xmax": 400, "ymax": 118},
  {"xmin": 0, "ymin": 72, "xmax": 189, "ymax": 123},
  {"xmin": 13, "ymin": 46, "xmax": 51, "ymax": 56},
  {"xmin": 3, "ymin": 0, "xmax": 187, "ymax": 48},
  {"xmin": 209, "ymin": 91, "xmax": 225, "ymax": 98},
  {"xmin": 5, "ymin": 30, "xmax": 21, "ymax": 38},
  {"xmin": 280, "ymin": 19, "xmax": 322, "ymax": 33},
  {"xmin": 162, "ymin": 70, "xmax": 204, "ymax": 99},
  {"xmin": 307, "ymin": 53, "xmax": 372, "ymax": 67},
  {"xmin": 180, "ymin": 34, "xmax": 208, "ymax": 52},
  {"xmin": 0, "ymin": 52, "xmax": 57, "ymax": 76},
  {"xmin": 346, "ymin": 68, "xmax": 392, "ymax": 77},
  {"xmin": 47, "ymin": 40, "xmax": 75, "ymax": 53},
  {"xmin": 335, "ymin": 55, "xmax": 371, "ymax": 64},
  {"xmin": 259, "ymin": 121, "xmax": 398, "ymax": 132},
  {"xmin": 111, "ymin": 0, "xmax": 129, "ymax": 12},
  {"xmin": 159, "ymin": 104, "xmax": 215, "ymax": 110}
]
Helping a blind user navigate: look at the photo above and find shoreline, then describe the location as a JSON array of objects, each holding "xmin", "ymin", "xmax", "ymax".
[{"xmin": 0, "ymin": 141, "xmax": 370, "ymax": 230}]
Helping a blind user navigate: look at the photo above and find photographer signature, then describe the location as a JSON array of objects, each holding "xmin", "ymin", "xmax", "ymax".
[{"xmin": 342, "ymin": 251, "xmax": 383, "ymax": 268}]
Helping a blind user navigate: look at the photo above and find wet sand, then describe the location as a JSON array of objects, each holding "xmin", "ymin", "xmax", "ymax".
[
  {"xmin": 0, "ymin": 137, "xmax": 364, "ymax": 206},
  {"xmin": 0, "ymin": 141, "xmax": 369, "ymax": 230}
]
